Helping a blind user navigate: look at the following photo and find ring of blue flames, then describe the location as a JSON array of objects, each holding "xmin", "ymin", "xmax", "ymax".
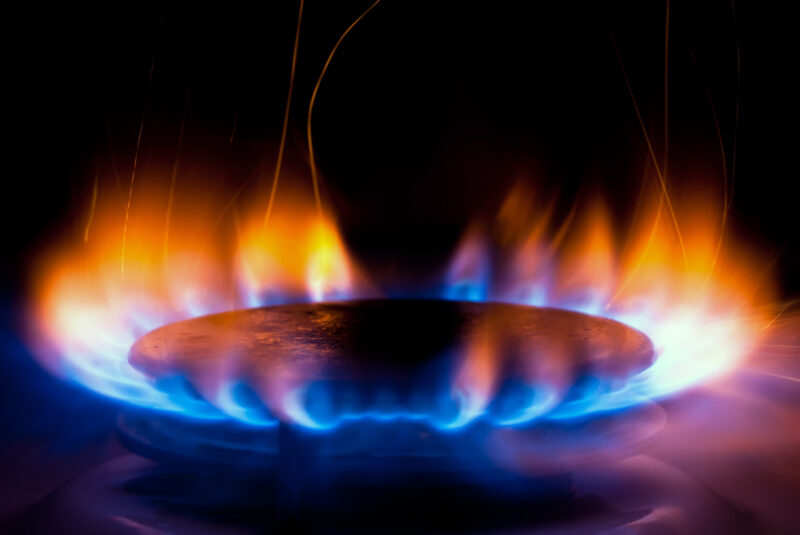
[{"xmin": 48, "ymin": 266, "xmax": 749, "ymax": 433}]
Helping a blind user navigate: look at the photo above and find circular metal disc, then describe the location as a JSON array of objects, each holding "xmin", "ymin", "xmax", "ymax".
[{"xmin": 129, "ymin": 300, "xmax": 654, "ymax": 401}]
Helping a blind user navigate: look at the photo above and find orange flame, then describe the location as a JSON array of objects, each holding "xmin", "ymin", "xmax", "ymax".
[
  {"xmin": 237, "ymin": 197, "xmax": 358, "ymax": 305},
  {"xmin": 28, "ymin": 161, "xmax": 776, "ymax": 426},
  {"xmin": 445, "ymin": 181, "xmax": 775, "ymax": 417},
  {"xmin": 29, "ymin": 167, "xmax": 365, "ymax": 410}
]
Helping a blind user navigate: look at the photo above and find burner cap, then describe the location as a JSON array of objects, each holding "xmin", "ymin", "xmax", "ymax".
[{"xmin": 129, "ymin": 300, "xmax": 654, "ymax": 424}]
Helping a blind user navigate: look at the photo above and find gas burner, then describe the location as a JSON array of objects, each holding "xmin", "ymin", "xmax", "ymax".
[
  {"xmin": 10, "ymin": 1, "xmax": 796, "ymax": 531},
  {"xmin": 128, "ymin": 299, "xmax": 655, "ymax": 430},
  {"xmin": 98, "ymin": 299, "xmax": 668, "ymax": 530}
]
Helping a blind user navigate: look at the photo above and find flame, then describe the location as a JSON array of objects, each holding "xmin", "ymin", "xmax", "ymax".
[
  {"xmin": 445, "ymin": 225, "xmax": 490, "ymax": 302},
  {"xmin": 450, "ymin": 327, "xmax": 499, "ymax": 428},
  {"xmin": 237, "ymin": 202, "xmax": 356, "ymax": 306},
  {"xmin": 28, "ymin": 162, "xmax": 774, "ymax": 430},
  {"xmin": 556, "ymin": 201, "xmax": 616, "ymax": 312},
  {"xmin": 29, "ymin": 170, "xmax": 363, "ymax": 423},
  {"xmin": 445, "ymin": 182, "xmax": 774, "ymax": 423}
]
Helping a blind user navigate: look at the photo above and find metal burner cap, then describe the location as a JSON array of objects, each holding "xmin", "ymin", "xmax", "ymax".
[{"xmin": 128, "ymin": 299, "xmax": 654, "ymax": 424}]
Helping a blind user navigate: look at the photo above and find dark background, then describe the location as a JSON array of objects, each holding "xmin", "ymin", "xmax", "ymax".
[{"xmin": 4, "ymin": 0, "xmax": 799, "ymax": 299}]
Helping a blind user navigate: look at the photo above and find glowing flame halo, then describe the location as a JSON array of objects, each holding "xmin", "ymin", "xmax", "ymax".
[{"xmin": 26, "ymin": 164, "xmax": 774, "ymax": 431}]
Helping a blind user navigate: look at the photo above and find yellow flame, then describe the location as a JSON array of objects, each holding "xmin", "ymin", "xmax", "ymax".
[
  {"xmin": 32, "ymin": 168, "xmax": 362, "ymax": 384},
  {"xmin": 445, "ymin": 182, "xmax": 775, "ymax": 412},
  {"xmin": 30, "ymin": 160, "xmax": 775, "ymax": 423},
  {"xmin": 237, "ymin": 198, "xmax": 357, "ymax": 305}
]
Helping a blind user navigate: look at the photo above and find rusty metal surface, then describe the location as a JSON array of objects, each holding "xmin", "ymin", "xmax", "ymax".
[{"xmin": 129, "ymin": 299, "xmax": 654, "ymax": 385}]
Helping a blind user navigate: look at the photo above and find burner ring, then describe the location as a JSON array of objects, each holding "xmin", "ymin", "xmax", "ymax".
[{"xmin": 116, "ymin": 400, "xmax": 666, "ymax": 471}]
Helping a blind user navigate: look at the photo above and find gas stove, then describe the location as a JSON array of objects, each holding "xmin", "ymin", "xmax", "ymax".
[{"xmin": 4, "ymin": 1, "xmax": 799, "ymax": 533}]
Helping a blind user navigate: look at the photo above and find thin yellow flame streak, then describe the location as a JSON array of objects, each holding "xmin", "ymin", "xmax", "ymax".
[
  {"xmin": 163, "ymin": 95, "xmax": 189, "ymax": 258},
  {"xmin": 663, "ymin": 0, "xmax": 670, "ymax": 181},
  {"xmin": 705, "ymin": 0, "xmax": 743, "ymax": 286},
  {"xmin": 759, "ymin": 299, "xmax": 800, "ymax": 334},
  {"xmin": 607, "ymin": 15, "xmax": 690, "ymax": 277},
  {"xmin": 264, "ymin": 0, "xmax": 305, "ymax": 229},
  {"xmin": 689, "ymin": 50, "xmax": 729, "ymax": 286},
  {"xmin": 608, "ymin": 0, "xmax": 669, "ymax": 308},
  {"xmin": 121, "ymin": 53, "xmax": 158, "ymax": 277},
  {"xmin": 609, "ymin": 0, "xmax": 670, "ymax": 306},
  {"xmin": 606, "ymin": 196, "xmax": 665, "ymax": 308},
  {"xmin": 83, "ymin": 169, "xmax": 98, "ymax": 243},
  {"xmin": 121, "ymin": 115, "xmax": 146, "ymax": 277},
  {"xmin": 307, "ymin": 0, "xmax": 382, "ymax": 215}
]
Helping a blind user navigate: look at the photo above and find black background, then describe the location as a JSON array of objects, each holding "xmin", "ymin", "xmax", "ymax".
[{"xmin": 4, "ymin": 0, "xmax": 798, "ymax": 296}]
